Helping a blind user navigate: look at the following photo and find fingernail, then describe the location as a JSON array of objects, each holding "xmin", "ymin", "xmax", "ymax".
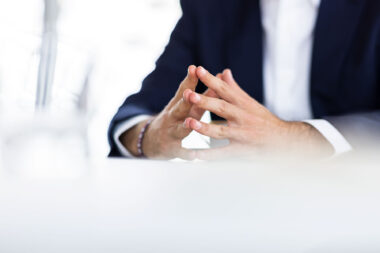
[
  {"xmin": 192, "ymin": 93, "xmax": 201, "ymax": 102},
  {"xmin": 198, "ymin": 66, "xmax": 207, "ymax": 76}
]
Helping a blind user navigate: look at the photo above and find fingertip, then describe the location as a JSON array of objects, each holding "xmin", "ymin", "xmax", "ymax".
[
  {"xmin": 196, "ymin": 66, "xmax": 207, "ymax": 77},
  {"xmin": 183, "ymin": 89, "xmax": 192, "ymax": 101},
  {"xmin": 183, "ymin": 118, "xmax": 191, "ymax": 129},
  {"xmin": 188, "ymin": 65, "xmax": 196, "ymax": 73},
  {"xmin": 190, "ymin": 119, "xmax": 202, "ymax": 130},
  {"xmin": 189, "ymin": 92, "xmax": 201, "ymax": 103},
  {"xmin": 187, "ymin": 65, "xmax": 198, "ymax": 80},
  {"xmin": 222, "ymin": 68, "xmax": 234, "ymax": 84}
]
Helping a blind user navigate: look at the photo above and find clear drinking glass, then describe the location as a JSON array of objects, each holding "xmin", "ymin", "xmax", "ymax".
[
  {"xmin": 0, "ymin": 0, "xmax": 93, "ymax": 179},
  {"xmin": 0, "ymin": 45, "xmax": 93, "ymax": 179}
]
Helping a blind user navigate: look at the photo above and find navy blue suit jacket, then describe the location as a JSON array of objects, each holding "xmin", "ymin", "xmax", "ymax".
[{"xmin": 109, "ymin": 0, "xmax": 380, "ymax": 157}]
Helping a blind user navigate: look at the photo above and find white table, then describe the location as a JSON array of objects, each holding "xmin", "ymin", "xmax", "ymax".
[{"xmin": 0, "ymin": 158, "xmax": 380, "ymax": 252}]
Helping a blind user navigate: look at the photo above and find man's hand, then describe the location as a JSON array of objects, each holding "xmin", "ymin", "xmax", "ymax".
[
  {"xmin": 120, "ymin": 65, "xmax": 218, "ymax": 159},
  {"xmin": 182, "ymin": 67, "xmax": 334, "ymax": 159}
]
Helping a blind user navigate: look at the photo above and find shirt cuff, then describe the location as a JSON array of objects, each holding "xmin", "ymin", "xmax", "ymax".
[
  {"xmin": 304, "ymin": 119, "xmax": 353, "ymax": 156},
  {"xmin": 113, "ymin": 115, "xmax": 152, "ymax": 157}
]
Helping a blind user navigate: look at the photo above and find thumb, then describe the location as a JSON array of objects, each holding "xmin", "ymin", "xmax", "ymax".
[
  {"xmin": 167, "ymin": 65, "xmax": 198, "ymax": 109},
  {"xmin": 174, "ymin": 65, "xmax": 198, "ymax": 101}
]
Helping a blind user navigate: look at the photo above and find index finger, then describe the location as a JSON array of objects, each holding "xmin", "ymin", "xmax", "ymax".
[
  {"xmin": 196, "ymin": 66, "xmax": 237, "ymax": 104},
  {"xmin": 171, "ymin": 85, "xmax": 220, "ymax": 120},
  {"xmin": 168, "ymin": 65, "xmax": 198, "ymax": 108}
]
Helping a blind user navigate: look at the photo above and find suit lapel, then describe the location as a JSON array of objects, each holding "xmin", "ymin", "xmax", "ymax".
[{"xmin": 311, "ymin": 0, "xmax": 366, "ymax": 117}]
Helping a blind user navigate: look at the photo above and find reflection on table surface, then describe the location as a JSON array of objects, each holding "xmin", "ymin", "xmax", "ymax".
[{"xmin": 0, "ymin": 156, "xmax": 380, "ymax": 253}]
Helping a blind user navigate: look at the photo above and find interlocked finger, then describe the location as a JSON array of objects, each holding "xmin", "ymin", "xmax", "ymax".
[
  {"xmin": 187, "ymin": 91, "xmax": 239, "ymax": 120},
  {"xmin": 184, "ymin": 118, "xmax": 236, "ymax": 140},
  {"xmin": 196, "ymin": 66, "xmax": 238, "ymax": 104}
]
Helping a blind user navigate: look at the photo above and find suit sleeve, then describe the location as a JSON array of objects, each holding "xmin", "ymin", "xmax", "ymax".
[{"xmin": 108, "ymin": 0, "xmax": 198, "ymax": 157}]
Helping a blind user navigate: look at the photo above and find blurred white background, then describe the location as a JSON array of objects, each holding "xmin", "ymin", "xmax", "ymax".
[{"xmin": 0, "ymin": 0, "xmax": 181, "ymax": 158}]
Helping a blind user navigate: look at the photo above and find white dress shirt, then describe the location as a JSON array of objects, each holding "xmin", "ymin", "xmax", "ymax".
[{"xmin": 114, "ymin": 0, "xmax": 352, "ymax": 157}]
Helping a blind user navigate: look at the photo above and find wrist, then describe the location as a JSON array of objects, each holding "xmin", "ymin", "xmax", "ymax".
[
  {"xmin": 120, "ymin": 119, "xmax": 151, "ymax": 157},
  {"xmin": 137, "ymin": 119, "xmax": 154, "ymax": 158},
  {"xmin": 286, "ymin": 121, "xmax": 335, "ymax": 157}
]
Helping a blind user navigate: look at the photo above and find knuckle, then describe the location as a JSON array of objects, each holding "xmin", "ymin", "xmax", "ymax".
[
  {"xmin": 219, "ymin": 81, "xmax": 229, "ymax": 93},
  {"xmin": 171, "ymin": 101, "xmax": 186, "ymax": 117},
  {"xmin": 205, "ymin": 72, "xmax": 213, "ymax": 81},
  {"xmin": 165, "ymin": 110, "xmax": 177, "ymax": 121},
  {"xmin": 218, "ymin": 100, "xmax": 229, "ymax": 115},
  {"xmin": 167, "ymin": 108, "xmax": 175, "ymax": 118},
  {"xmin": 219, "ymin": 126, "xmax": 228, "ymax": 138},
  {"xmin": 215, "ymin": 126, "xmax": 224, "ymax": 139},
  {"xmin": 177, "ymin": 98, "xmax": 186, "ymax": 109},
  {"xmin": 161, "ymin": 111, "xmax": 170, "ymax": 120}
]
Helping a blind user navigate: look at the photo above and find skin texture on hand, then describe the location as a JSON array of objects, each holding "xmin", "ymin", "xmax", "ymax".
[
  {"xmin": 182, "ymin": 67, "xmax": 335, "ymax": 160},
  {"xmin": 121, "ymin": 65, "xmax": 334, "ymax": 160},
  {"xmin": 120, "ymin": 65, "xmax": 218, "ymax": 160}
]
